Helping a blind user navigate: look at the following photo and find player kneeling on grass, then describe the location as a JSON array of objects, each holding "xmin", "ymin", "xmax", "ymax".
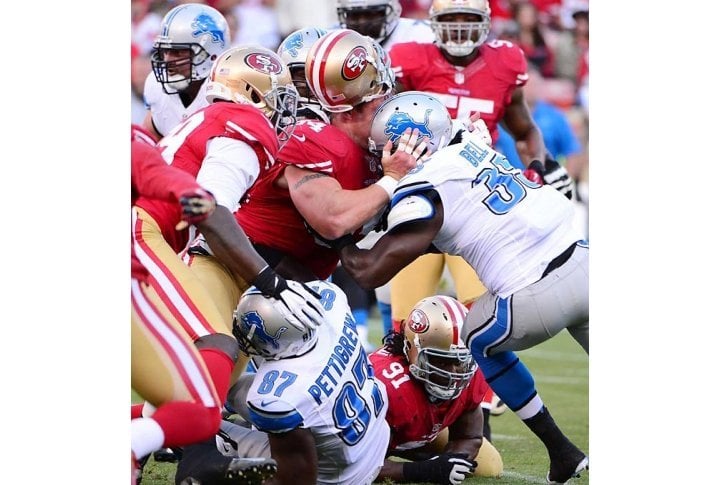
[
  {"xmin": 371, "ymin": 295, "xmax": 502, "ymax": 483},
  {"xmin": 230, "ymin": 280, "xmax": 391, "ymax": 484}
]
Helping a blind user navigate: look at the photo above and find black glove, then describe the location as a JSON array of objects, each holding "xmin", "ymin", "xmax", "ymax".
[
  {"xmin": 251, "ymin": 266, "xmax": 325, "ymax": 331},
  {"xmin": 175, "ymin": 188, "xmax": 216, "ymax": 230},
  {"xmin": 403, "ymin": 453, "xmax": 477, "ymax": 485},
  {"xmin": 535, "ymin": 156, "xmax": 575, "ymax": 200},
  {"xmin": 303, "ymin": 221, "xmax": 356, "ymax": 251}
]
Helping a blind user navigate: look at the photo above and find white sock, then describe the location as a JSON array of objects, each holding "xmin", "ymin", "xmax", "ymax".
[
  {"xmin": 141, "ymin": 401, "xmax": 156, "ymax": 418},
  {"xmin": 131, "ymin": 417, "xmax": 165, "ymax": 460},
  {"xmin": 515, "ymin": 394, "xmax": 544, "ymax": 421}
]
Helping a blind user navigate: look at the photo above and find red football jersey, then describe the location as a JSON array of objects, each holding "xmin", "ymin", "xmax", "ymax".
[
  {"xmin": 235, "ymin": 119, "xmax": 382, "ymax": 279},
  {"xmin": 369, "ymin": 348, "xmax": 491, "ymax": 451},
  {"xmin": 389, "ymin": 40, "xmax": 528, "ymax": 143},
  {"xmin": 135, "ymin": 103, "xmax": 279, "ymax": 254},
  {"xmin": 130, "ymin": 129, "xmax": 205, "ymax": 280}
]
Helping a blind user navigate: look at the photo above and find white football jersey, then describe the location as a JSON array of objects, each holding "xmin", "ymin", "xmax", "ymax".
[
  {"xmin": 382, "ymin": 17, "xmax": 435, "ymax": 51},
  {"xmin": 245, "ymin": 280, "xmax": 390, "ymax": 485},
  {"xmin": 391, "ymin": 137, "xmax": 582, "ymax": 298},
  {"xmin": 143, "ymin": 73, "xmax": 211, "ymax": 138}
]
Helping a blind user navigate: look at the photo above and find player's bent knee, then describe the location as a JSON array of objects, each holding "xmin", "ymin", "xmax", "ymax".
[
  {"xmin": 474, "ymin": 438, "xmax": 503, "ymax": 478},
  {"xmin": 195, "ymin": 333, "xmax": 240, "ymax": 362}
]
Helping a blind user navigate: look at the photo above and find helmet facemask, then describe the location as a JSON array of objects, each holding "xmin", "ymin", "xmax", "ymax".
[
  {"xmin": 151, "ymin": 43, "xmax": 211, "ymax": 94},
  {"xmin": 431, "ymin": 12, "xmax": 491, "ymax": 57},
  {"xmin": 266, "ymin": 81, "xmax": 299, "ymax": 148},
  {"xmin": 407, "ymin": 343, "xmax": 477, "ymax": 400},
  {"xmin": 338, "ymin": 5, "xmax": 392, "ymax": 42}
]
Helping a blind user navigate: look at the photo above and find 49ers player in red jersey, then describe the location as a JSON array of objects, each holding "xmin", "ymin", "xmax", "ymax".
[
  {"xmin": 371, "ymin": 296, "xmax": 503, "ymax": 483},
  {"xmin": 230, "ymin": 29, "xmax": 423, "ymax": 280},
  {"xmin": 130, "ymin": 125, "xmax": 278, "ymax": 485},
  {"xmin": 133, "ymin": 45, "xmax": 326, "ymax": 443}
]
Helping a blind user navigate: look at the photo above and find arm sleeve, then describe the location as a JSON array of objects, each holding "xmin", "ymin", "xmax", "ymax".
[
  {"xmin": 131, "ymin": 140, "xmax": 201, "ymax": 202},
  {"xmin": 196, "ymin": 137, "xmax": 261, "ymax": 211}
]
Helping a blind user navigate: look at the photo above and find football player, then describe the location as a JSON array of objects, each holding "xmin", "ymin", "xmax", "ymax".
[
  {"xmin": 335, "ymin": 0, "xmax": 435, "ymax": 50},
  {"xmin": 385, "ymin": 0, "xmax": 575, "ymax": 337},
  {"xmin": 331, "ymin": 92, "xmax": 589, "ymax": 484},
  {"xmin": 142, "ymin": 3, "xmax": 231, "ymax": 140},
  {"xmin": 334, "ymin": 0, "xmax": 436, "ymax": 335},
  {"xmin": 130, "ymin": 125, "xmax": 277, "ymax": 485},
  {"xmin": 230, "ymin": 281, "xmax": 391, "ymax": 484},
  {"xmin": 133, "ymin": 46, "xmax": 326, "ymax": 460},
  {"xmin": 371, "ymin": 295, "xmax": 504, "ymax": 482}
]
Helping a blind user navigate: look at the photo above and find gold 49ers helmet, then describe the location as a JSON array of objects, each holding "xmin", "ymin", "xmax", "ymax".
[
  {"xmin": 429, "ymin": 0, "xmax": 492, "ymax": 57},
  {"xmin": 305, "ymin": 29, "xmax": 394, "ymax": 113},
  {"xmin": 403, "ymin": 295, "xmax": 477, "ymax": 400},
  {"xmin": 206, "ymin": 45, "xmax": 299, "ymax": 146}
]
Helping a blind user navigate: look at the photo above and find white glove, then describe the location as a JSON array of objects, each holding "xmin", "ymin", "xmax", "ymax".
[
  {"xmin": 251, "ymin": 266, "xmax": 325, "ymax": 331},
  {"xmin": 463, "ymin": 116, "xmax": 492, "ymax": 145},
  {"xmin": 443, "ymin": 455, "xmax": 476, "ymax": 485}
]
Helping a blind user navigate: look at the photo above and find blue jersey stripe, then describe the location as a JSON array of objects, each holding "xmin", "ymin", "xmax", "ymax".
[{"xmin": 248, "ymin": 404, "xmax": 304, "ymax": 433}]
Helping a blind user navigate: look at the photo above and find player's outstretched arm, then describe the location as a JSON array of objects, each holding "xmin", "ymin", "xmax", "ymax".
[{"xmin": 338, "ymin": 200, "xmax": 443, "ymax": 289}]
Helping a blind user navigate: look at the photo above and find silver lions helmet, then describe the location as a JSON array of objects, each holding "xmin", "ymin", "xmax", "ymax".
[
  {"xmin": 151, "ymin": 3, "xmax": 231, "ymax": 94},
  {"xmin": 277, "ymin": 27, "xmax": 328, "ymax": 117},
  {"xmin": 368, "ymin": 91, "xmax": 453, "ymax": 155},
  {"xmin": 336, "ymin": 0, "xmax": 402, "ymax": 44},
  {"xmin": 233, "ymin": 287, "xmax": 318, "ymax": 360},
  {"xmin": 403, "ymin": 295, "xmax": 477, "ymax": 400}
]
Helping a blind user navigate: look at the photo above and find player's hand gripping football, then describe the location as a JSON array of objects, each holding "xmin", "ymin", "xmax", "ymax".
[{"xmin": 175, "ymin": 188, "xmax": 217, "ymax": 230}]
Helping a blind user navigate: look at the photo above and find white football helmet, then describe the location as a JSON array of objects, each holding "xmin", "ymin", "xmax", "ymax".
[
  {"xmin": 233, "ymin": 287, "xmax": 318, "ymax": 360},
  {"xmin": 368, "ymin": 91, "xmax": 453, "ymax": 155},
  {"xmin": 277, "ymin": 27, "xmax": 328, "ymax": 118},
  {"xmin": 429, "ymin": 0, "xmax": 491, "ymax": 57},
  {"xmin": 151, "ymin": 3, "xmax": 231, "ymax": 94},
  {"xmin": 306, "ymin": 29, "xmax": 394, "ymax": 113},
  {"xmin": 336, "ymin": 0, "xmax": 402, "ymax": 44},
  {"xmin": 205, "ymin": 46, "xmax": 299, "ymax": 146},
  {"xmin": 403, "ymin": 295, "xmax": 477, "ymax": 400}
]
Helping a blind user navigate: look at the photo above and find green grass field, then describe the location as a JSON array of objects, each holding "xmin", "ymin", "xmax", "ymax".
[{"xmin": 135, "ymin": 315, "xmax": 588, "ymax": 485}]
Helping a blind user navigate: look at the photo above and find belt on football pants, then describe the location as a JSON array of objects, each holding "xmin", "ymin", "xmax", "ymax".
[{"xmin": 541, "ymin": 241, "xmax": 579, "ymax": 278}]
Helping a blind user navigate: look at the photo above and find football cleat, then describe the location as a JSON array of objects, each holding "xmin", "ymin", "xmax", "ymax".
[
  {"xmin": 177, "ymin": 436, "xmax": 277, "ymax": 485},
  {"xmin": 546, "ymin": 444, "xmax": 588, "ymax": 484},
  {"xmin": 153, "ymin": 447, "xmax": 182, "ymax": 463},
  {"xmin": 489, "ymin": 393, "xmax": 508, "ymax": 416}
]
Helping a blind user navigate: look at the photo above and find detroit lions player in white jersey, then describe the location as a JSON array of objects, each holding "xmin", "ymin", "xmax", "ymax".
[
  {"xmin": 231, "ymin": 280, "xmax": 390, "ymax": 484},
  {"xmin": 335, "ymin": 0, "xmax": 435, "ymax": 51},
  {"xmin": 333, "ymin": 92, "xmax": 589, "ymax": 484},
  {"xmin": 142, "ymin": 3, "xmax": 231, "ymax": 140}
]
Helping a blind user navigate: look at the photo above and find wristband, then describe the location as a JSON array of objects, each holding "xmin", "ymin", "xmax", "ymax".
[
  {"xmin": 375, "ymin": 175, "xmax": 398, "ymax": 199},
  {"xmin": 403, "ymin": 460, "xmax": 433, "ymax": 482}
]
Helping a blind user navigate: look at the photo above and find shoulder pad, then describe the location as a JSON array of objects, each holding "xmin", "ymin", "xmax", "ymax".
[{"xmin": 387, "ymin": 194, "xmax": 435, "ymax": 231}]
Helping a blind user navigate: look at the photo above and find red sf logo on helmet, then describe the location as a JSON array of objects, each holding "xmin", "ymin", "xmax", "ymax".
[
  {"xmin": 342, "ymin": 46, "xmax": 368, "ymax": 80},
  {"xmin": 408, "ymin": 309, "xmax": 430, "ymax": 334},
  {"xmin": 245, "ymin": 53, "xmax": 283, "ymax": 74}
]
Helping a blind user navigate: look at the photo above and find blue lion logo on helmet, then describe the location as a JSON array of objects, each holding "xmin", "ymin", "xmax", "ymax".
[
  {"xmin": 283, "ymin": 32, "xmax": 304, "ymax": 59},
  {"xmin": 191, "ymin": 13, "xmax": 226, "ymax": 45},
  {"xmin": 384, "ymin": 109, "xmax": 434, "ymax": 143},
  {"xmin": 242, "ymin": 311, "xmax": 287, "ymax": 350}
]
